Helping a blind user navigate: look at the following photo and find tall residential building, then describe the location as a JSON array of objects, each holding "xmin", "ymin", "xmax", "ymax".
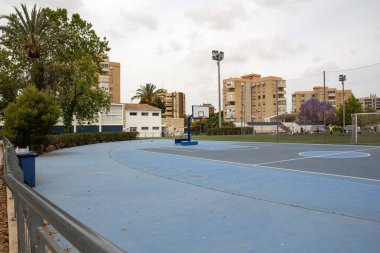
[
  {"xmin": 292, "ymin": 86, "xmax": 352, "ymax": 113},
  {"xmin": 358, "ymin": 94, "xmax": 380, "ymax": 111},
  {"xmin": 99, "ymin": 60, "xmax": 121, "ymax": 103},
  {"xmin": 223, "ymin": 73, "xmax": 287, "ymax": 124},
  {"xmin": 157, "ymin": 89, "xmax": 186, "ymax": 118}
]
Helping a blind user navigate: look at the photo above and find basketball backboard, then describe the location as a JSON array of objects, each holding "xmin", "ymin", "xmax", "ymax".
[{"xmin": 192, "ymin": 105, "xmax": 210, "ymax": 119}]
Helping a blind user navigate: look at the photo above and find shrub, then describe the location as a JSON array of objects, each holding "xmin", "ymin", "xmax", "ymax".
[
  {"xmin": 31, "ymin": 131, "xmax": 139, "ymax": 154},
  {"xmin": 2, "ymin": 86, "xmax": 60, "ymax": 147},
  {"xmin": 206, "ymin": 127, "xmax": 255, "ymax": 135}
]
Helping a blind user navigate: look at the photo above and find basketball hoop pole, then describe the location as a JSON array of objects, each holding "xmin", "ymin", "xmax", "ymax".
[{"xmin": 187, "ymin": 114, "xmax": 193, "ymax": 141}]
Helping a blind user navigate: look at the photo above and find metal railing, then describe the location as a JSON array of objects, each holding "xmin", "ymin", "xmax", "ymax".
[{"xmin": 2, "ymin": 137, "xmax": 127, "ymax": 253}]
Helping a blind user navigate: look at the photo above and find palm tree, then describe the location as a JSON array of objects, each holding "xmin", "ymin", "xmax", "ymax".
[
  {"xmin": 0, "ymin": 4, "xmax": 47, "ymax": 90},
  {"xmin": 131, "ymin": 83, "xmax": 161, "ymax": 104},
  {"xmin": 0, "ymin": 4, "xmax": 47, "ymax": 59},
  {"xmin": 131, "ymin": 83, "xmax": 166, "ymax": 113}
]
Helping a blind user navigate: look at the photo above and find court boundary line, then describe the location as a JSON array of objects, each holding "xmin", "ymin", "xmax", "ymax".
[
  {"xmin": 137, "ymin": 147, "xmax": 380, "ymax": 183},
  {"xmin": 299, "ymin": 151, "xmax": 370, "ymax": 158},
  {"xmin": 160, "ymin": 146, "xmax": 259, "ymax": 153}
]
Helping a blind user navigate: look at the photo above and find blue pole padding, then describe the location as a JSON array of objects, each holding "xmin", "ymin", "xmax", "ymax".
[{"xmin": 188, "ymin": 115, "xmax": 193, "ymax": 141}]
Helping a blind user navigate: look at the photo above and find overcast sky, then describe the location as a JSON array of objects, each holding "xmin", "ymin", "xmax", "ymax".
[{"xmin": 1, "ymin": 0, "xmax": 380, "ymax": 113}]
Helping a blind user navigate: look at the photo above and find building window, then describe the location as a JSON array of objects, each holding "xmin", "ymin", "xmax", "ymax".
[
  {"xmin": 129, "ymin": 112, "xmax": 137, "ymax": 116},
  {"xmin": 153, "ymin": 127, "xmax": 160, "ymax": 130},
  {"xmin": 141, "ymin": 127, "xmax": 149, "ymax": 130},
  {"xmin": 130, "ymin": 127, "xmax": 137, "ymax": 131},
  {"xmin": 152, "ymin": 112, "xmax": 159, "ymax": 116},
  {"xmin": 141, "ymin": 112, "xmax": 149, "ymax": 116}
]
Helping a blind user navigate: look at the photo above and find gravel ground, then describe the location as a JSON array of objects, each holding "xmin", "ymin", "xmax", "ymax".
[{"xmin": 0, "ymin": 147, "xmax": 9, "ymax": 253}]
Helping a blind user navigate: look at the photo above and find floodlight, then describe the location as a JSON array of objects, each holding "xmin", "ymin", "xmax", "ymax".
[{"xmin": 212, "ymin": 50, "xmax": 218, "ymax": 60}]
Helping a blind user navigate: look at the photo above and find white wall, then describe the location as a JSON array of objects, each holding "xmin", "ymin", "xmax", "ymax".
[{"xmin": 125, "ymin": 109, "xmax": 162, "ymax": 137}]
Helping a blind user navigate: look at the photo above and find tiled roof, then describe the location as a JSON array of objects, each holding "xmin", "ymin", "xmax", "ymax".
[{"xmin": 124, "ymin": 103, "xmax": 161, "ymax": 111}]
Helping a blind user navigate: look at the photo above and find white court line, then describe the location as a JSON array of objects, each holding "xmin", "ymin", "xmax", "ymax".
[
  {"xmin": 159, "ymin": 146, "xmax": 259, "ymax": 152},
  {"xmin": 137, "ymin": 147, "xmax": 380, "ymax": 183},
  {"xmin": 257, "ymin": 146, "xmax": 379, "ymax": 165}
]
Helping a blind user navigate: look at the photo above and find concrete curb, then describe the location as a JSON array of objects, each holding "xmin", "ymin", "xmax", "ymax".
[
  {"xmin": 6, "ymin": 187, "xmax": 17, "ymax": 253},
  {"xmin": 1, "ymin": 144, "xmax": 17, "ymax": 253}
]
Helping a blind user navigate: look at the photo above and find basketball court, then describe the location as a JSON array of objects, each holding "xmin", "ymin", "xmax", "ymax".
[{"xmin": 34, "ymin": 139, "xmax": 380, "ymax": 253}]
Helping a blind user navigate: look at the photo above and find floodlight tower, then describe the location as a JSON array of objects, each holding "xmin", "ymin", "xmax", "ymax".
[
  {"xmin": 339, "ymin": 74, "xmax": 347, "ymax": 133},
  {"xmin": 212, "ymin": 50, "xmax": 224, "ymax": 128}
]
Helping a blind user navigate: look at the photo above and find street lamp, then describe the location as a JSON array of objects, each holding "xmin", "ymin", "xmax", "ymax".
[
  {"xmin": 212, "ymin": 50, "xmax": 224, "ymax": 128},
  {"xmin": 339, "ymin": 74, "xmax": 346, "ymax": 133}
]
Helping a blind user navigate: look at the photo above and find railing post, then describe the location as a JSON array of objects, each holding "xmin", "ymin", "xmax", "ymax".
[
  {"xmin": 16, "ymin": 197, "xmax": 27, "ymax": 253},
  {"xmin": 29, "ymin": 209, "xmax": 44, "ymax": 253}
]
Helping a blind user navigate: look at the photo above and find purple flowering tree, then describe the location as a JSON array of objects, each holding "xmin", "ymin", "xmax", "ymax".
[{"xmin": 299, "ymin": 98, "xmax": 336, "ymax": 124}]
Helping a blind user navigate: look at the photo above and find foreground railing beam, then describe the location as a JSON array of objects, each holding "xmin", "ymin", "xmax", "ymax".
[{"xmin": 4, "ymin": 170, "xmax": 127, "ymax": 253}]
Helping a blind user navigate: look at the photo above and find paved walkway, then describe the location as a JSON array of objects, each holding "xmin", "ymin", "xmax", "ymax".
[{"xmin": 35, "ymin": 140, "xmax": 380, "ymax": 253}]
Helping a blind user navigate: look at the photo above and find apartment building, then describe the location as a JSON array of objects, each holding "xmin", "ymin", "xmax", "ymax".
[
  {"xmin": 358, "ymin": 94, "xmax": 380, "ymax": 111},
  {"xmin": 223, "ymin": 73, "xmax": 287, "ymax": 124},
  {"xmin": 99, "ymin": 60, "xmax": 121, "ymax": 103},
  {"xmin": 292, "ymin": 86, "xmax": 352, "ymax": 113},
  {"xmin": 157, "ymin": 89, "xmax": 186, "ymax": 118}
]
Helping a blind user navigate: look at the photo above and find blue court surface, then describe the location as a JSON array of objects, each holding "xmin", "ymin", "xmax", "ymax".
[{"xmin": 35, "ymin": 140, "xmax": 380, "ymax": 253}]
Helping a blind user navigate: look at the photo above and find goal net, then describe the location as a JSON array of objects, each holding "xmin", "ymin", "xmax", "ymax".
[{"xmin": 351, "ymin": 113, "xmax": 380, "ymax": 144}]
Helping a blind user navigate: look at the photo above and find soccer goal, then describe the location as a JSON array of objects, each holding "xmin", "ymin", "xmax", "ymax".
[{"xmin": 351, "ymin": 112, "xmax": 380, "ymax": 144}]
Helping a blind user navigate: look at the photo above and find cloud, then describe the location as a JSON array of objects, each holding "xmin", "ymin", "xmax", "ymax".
[
  {"xmin": 121, "ymin": 12, "xmax": 159, "ymax": 31},
  {"xmin": 155, "ymin": 41, "xmax": 184, "ymax": 55},
  {"xmin": 186, "ymin": 2, "xmax": 248, "ymax": 30},
  {"xmin": 227, "ymin": 37, "xmax": 308, "ymax": 62},
  {"xmin": 302, "ymin": 60, "xmax": 340, "ymax": 77},
  {"xmin": 255, "ymin": 0, "xmax": 312, "ymax": 10},
  {"xmin": 375, "ymin": 27, "xmax": 380, "ymax": 39}
]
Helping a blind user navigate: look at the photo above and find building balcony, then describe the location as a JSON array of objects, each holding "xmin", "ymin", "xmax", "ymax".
[
  {"xmin": 226, "ymin": 92, "xmax": 236, "ymax": 102},
  {"xmin": 225, "ymin": 114, "xmax": 236, "ymax": 120},
  {"xmin": 225, "ymin": 81, "xmax": 235, "ymax": 89}
]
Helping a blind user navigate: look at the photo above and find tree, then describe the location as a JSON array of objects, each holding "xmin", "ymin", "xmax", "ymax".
[
  {"xmin": 57, "ymin": 55, "xmax": 110, "ymax": 132},
  {"xmin": 192, "ymin": 111, "xmax": 234, "ymax": 130},
  {"xmin": 131, "ymin": 83, "xmax": 166, "ymax": 112},
  {"xmin": 0, "ymin": 49, "xmax": 26, "ymax": 111},
  {"xmin": 132, "ymin": 83, "xmax": 160, "ymax": 104},
  {"xmin": 1, "ymin": 6, "xmax": 111, "ymax": 132},
  {"xmin": 336, "ymin": 95, "xmax": 362, "ymax": 126},
  {"xmin": 2, "ymin": 86, "xmax": 60, "ymax": 147},
  {"xmin": 364, "ymin": 107, "xmax": 376, "ymax": 113},
  {"xmin": 299, "ymin": 98, "xmax": 336, "ymax": 124},
  {"xmin": 0, "ymin": 4, "xmax": 48, "ymax": 89}
]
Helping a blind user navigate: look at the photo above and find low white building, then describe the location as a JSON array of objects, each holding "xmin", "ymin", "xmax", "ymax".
[
  {"xmin": 52, "ymin": 103, "xmax": 124, "ymax": 133},
  {"xmin": 124, "ymin": 103, "xmax": 162, "ymax": 137}
]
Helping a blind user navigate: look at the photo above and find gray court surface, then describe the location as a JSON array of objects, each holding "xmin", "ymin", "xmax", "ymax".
[{"xmin": 35, "ymin": 139, "xmax": 380, "ymax": 253}]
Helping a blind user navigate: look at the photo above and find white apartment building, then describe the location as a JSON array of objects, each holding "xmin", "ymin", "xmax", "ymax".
[{"xmin": 124, "ymin": 103, "xmax": 162, "ymax": 137}]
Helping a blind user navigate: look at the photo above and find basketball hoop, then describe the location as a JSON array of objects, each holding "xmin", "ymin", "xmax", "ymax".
[{"xmin": 192, "ymin": 105, "xmax": 210, "ymax": 120}]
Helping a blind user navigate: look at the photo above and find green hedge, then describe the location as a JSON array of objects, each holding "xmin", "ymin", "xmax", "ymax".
[
  {"xmin": 206, "ymin": 127, "xmax": 255, "ymax": 135},
  {"xmin": 31, "ymin": 131, "xmax": 139, "ymax": 154}
]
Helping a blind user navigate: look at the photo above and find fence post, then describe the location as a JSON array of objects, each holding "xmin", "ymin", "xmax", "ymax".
[{"xmin": 29, "ymin": 209, "xmax": 44, "ymax": 253}]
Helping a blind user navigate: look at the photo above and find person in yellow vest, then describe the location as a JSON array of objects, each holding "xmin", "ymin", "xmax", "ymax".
[{"xmin": 329, "ymin": 126, "xmax": 333, "ymax": 135}]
